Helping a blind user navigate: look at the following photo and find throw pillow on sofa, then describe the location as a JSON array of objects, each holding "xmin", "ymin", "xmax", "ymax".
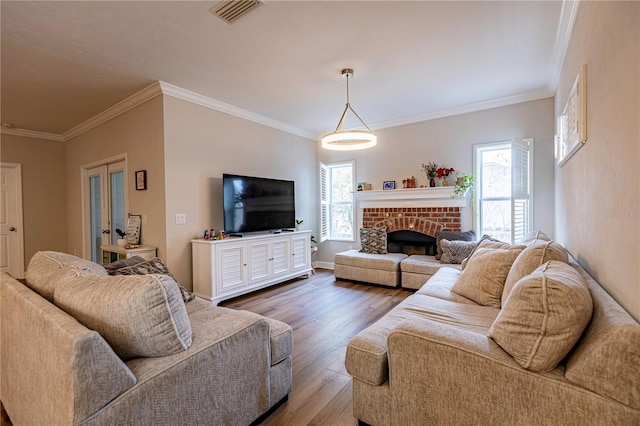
[
  {"xmin": 502, "ymin": 241, "xmax": 569, "ymax": 306},
  {"xmin": 440, "ymin": 239, "xmax": 477, "ymax": 264},
  {"xmin": 107, "ymin": 256, "xmax": 195, "ymax": 303},
  {"xmin": 451, "ymin": 246, "xmax": 523, "ymax": 308},
  {"xmin": 25, "ymin": 251, "xmax": 109, "ymax": 301},
  {"xmin": 488, "ymin": 260, "xmax": 593, "ymax": 373},
  {"xmin": 360, "ymin": 227, "xmax": 387, "ymax": 254},
  {"xmin": 54, "ymin": 273, "xmax": 192, "ymax": 360},
  {"xmin": 459, "ymin": 234, "xmax": 506, "ymax": 270},
  {"xmin": 435, "ymin": 230, "xmax": 475, "ymax": 260}
]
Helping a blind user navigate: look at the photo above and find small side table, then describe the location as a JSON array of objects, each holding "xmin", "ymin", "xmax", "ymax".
[{"xmin": 100, "ymin": 244, "xmax": 157, "ymax": 264}]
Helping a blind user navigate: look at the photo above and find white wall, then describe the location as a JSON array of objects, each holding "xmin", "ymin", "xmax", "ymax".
[
  {"xmin": 555, "ymin": 2, "xmax": 639, "ymax": 320},
  {"xmin": 162, "ymin": 95, "xmax": 317, "ymax": 289},
  {"xmin": 316, "ymin": 97, "xmax": 556, "ymax": 264}
]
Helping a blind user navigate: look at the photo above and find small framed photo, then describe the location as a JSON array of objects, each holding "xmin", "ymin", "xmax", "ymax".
[
  {"xmin": 383, "ymin": 180, "xmax": 396, "ymax": 190},
  {"xmin": 135, "ymin": 170, "xmax": 147, "ymax": 191}
]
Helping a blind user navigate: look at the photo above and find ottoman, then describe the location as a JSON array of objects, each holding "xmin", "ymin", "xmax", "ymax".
[
  {"xmin": 334, "ymin": 250, "xmax": 408, "ymax": 288},
  {"xmin": 400, "ymin": 255, "xmax": 461, "ymax": 290}
]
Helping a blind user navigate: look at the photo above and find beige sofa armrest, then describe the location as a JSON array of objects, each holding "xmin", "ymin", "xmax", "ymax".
[
  {"xmin": 1, "ymin": 274, "xmax": 136, "ymax": 425},
  {"xmin": 387, "ymin": 317, "xmax": 639, "ymax": 425}
]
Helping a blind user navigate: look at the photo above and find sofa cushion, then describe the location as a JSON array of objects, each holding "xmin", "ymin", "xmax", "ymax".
[
  {"xmin": 401, "ymin": 255, "xmax": 457, "ymax": 275},
  {"xmin": 335, "ymin": 250, "xmax": 407, "ymax": 271},
  {"xmin": 435, "ymin": 230, "xmax": 475, "ymax": 260},
  {"xmin": 108, "ymin": 256, "xmax": 195, "ymax": 303},
  {"xmin": 451, "ymin": 247, "xmax": 522, "ymax": 308},
  {"xmin": 25, "ymin": 251, "xmax": 108, "ymax": 301},
  {"xmin": 360, "ymin": 227, "xmax": 387, "ymax": 254},
  {"xmin": 460, "ymin": 235, "xmax": 516, "ymax": 270},
  {"xmin": 440, "ymin": 239, "xmax": 476, "ymax": 264},
  {"xmin": 415, "ymin": 267, "xmax": 477, "ymax": 305},
  {"xmin": 54, "ymin": 274, "xmax": 192, "ymax": 360},
  {"xmin": 346, "ymin": 294, "xmax": 499, "ymax": 386},
  {"xmin": 516, "ymin": 230, "xmax": 551, "ymax": 246},
  {"xmin": 488, "ymin": 261, "xmax": 592, "ymax": 372},
  {"xmin": 502, "ymin": 241, "xmax": 568, "ymax": 306}
]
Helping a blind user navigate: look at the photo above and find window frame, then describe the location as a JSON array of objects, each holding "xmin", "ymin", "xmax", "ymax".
[
  {"xmin": 319, "ymin": 160, "xmax": 356, "ymax": 242},
  {"xmin": 473, "ymin": 139, "xmax": 533, "ymax": 243}
]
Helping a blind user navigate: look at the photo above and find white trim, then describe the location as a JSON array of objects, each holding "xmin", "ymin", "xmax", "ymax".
[
  {"xmin": 0, "ymin": 127, "xmax": 64, "ymax": 142},
  {"xmin": 159, "ymin": 82, "xmax": 315, "ymax": 140},
  {"xmin": 314, "ymin": 261, "xmax": 334, "ymax": 270},
  {"xmin": 547, "ymin": 0, "xmax": 581, "ymax": 94},
  {"xmin": 1, "ymin": 163, "xmax": 25, "ymax": 278},
  {"xmin": 369, "ymin": 89, "xmax": 553, "ymax": 131},
  {"xmin": 63, "ymin": 82, "xmax": 163, "ymax": 141}
]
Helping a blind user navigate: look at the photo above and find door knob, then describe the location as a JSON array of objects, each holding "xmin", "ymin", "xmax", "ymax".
[{"xmin": 9, "ymin": 227, "xmax": 16, "ymax": 231}]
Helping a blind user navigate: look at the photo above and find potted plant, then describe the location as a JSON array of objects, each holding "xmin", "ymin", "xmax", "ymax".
[
  {"xmin": 115, "ymin": 228, "xmax": 128, "ymax": 246},
  {"xmin": 453, "ymin": 174, "xmax": 476, "ymax": 213},
  {"xmin": 295, "ymin": 219, "xmax": 303, "ymax": 231},
  {"xmin": 436, "ymin": 167, "xmax": 456, "ymax": 186}
]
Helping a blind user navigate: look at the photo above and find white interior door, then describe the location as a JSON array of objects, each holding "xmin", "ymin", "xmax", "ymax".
[{"xmin": 0, "ymin": 163, "xmax": 25, "ymax": 277}]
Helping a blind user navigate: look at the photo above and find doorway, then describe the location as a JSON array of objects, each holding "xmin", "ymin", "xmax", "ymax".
[
  {"xmin": 84, "ymin": 159, "xmax": 127, "ymax": 263},
  {"xmin": 0, "ymin": 163, "xmax": 25, "ymax": 278}
]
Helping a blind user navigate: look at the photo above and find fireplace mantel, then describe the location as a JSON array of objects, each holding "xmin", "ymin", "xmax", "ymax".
[{"xmin": 354, "ymin": 187, "xmax": 466, "ymax": 208}]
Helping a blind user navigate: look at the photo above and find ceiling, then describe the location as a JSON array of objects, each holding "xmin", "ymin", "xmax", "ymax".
[{"xmin": 1, "ymin": 1, "xmax": 574, "ymax": 141}]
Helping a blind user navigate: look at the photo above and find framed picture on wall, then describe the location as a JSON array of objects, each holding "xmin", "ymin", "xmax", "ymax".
[
  {"xmin": 135, "ymin": 170, "xmax": 147, "ymax": 190},
  {"xmin": 383, "ymin": 181, "xmax": 396, "ymax": 190},
  {"xmin": 556, "ymin": 64, "xmax": 587, "ymax": 167}
]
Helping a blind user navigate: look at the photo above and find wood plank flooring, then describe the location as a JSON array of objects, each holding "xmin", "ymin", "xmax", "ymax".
[{"xmin": 221, "ymin": 269, "xmax": 412, "ymax": 426}]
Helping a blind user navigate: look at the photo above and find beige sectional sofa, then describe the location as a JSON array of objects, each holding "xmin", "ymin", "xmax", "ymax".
[
  {"xmin": 1, "ymin": 251, "xmax": 293, "ymax": 425},
  {"xmin": 345, "ymin": 233, "xmax": 640, "ymax": 425},
  {"xmin": 334, "ymin": 250, "xmax": 459, "ymax": 289}
]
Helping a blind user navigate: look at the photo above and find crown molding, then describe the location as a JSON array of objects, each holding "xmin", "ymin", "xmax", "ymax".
[
  {"xmin": 62, "ymin": 82, "xmax": 163, "ymax": 141},
  {"xmin": 158, "ymin": 81, "xmax": 315, "ymax": 140},
  {"xmin": 0, "ymin": 127, "xmax": 64, "ymax": 142},
  {"xmin": 547, "ymin": 0, "xmax": 581, "ymax": 94},
  {"xmin": 370, "ymin": 88, "xmax": 554, "ymax": 131}
]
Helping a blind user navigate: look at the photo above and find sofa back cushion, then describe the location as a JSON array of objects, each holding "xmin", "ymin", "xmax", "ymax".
[
  {"xmin": 502, "ymin": 241, "xmax": 569, "ymax": 306},
  {"xmin": 564, "ymin": 259, "xmax": 640, "ymax": 409},
  {"xmin": 25, "ymin": 251, "xmax": 108, "ymax": 301},
  {"xmin": 488, "ymin": 261, "xmax": 592, "ymax": 372},
  {"xmin": 54, "ymin": 274, "xmax": 192, "ymax": 360},
  {"xmin": 451, "ymin": 247, "xmax": 522, "ymax": 308},
  {"xmin": 435, "ymin": 230, "xmax": 475, "ymax": 260}
]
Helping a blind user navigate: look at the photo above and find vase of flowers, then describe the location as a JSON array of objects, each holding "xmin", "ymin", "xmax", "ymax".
[
  {"xmin": 421, "ymin": 162, "xmax": 438, "ymax": 187},
  {"xmin": 437, "ymin": 167, "xmax": 455, "ymax": 186}
]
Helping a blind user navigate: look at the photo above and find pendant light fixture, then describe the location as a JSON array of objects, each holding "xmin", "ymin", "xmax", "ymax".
[{"xmin": 321, "ymin": 68, "xmax": 377, "ymax": 151}]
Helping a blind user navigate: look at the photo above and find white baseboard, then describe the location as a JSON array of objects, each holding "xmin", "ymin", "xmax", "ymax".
[{"xmin": 313, "ymin": 261, "xmax": 334, "ymax": 270}]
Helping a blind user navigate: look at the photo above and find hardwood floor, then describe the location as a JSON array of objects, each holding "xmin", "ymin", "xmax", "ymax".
[{"xmin": 221, "ymin": 269, "xmax": 412, "ymax": 426}]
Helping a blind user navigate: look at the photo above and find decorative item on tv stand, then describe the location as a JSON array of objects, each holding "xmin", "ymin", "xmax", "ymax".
[{"xmin": 295, "ymin": 219, "xmax": 303, "ymax": 231}]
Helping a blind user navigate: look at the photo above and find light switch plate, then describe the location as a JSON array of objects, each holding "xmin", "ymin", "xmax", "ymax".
[{"xmin": 175, "ymin": 214, "xmax": 186, "ymax": 224}]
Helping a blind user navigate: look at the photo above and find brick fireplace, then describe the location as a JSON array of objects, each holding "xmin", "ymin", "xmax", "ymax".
[{"xmin": 354, "ymin": 187, "xmax": 467, "ymax": 253}]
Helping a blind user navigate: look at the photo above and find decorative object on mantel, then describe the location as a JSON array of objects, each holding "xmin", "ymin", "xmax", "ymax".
[
  {"xmin": 383, "ymin": 180, "xmax": 396, "ymax": 190},
  {"xmin": 556, "ymin": 64, "xmax": 587, "ymax": 167},
  {"xmin": 321, "ymin": 68, "xmax": 377, "ymax": 151},
  {"xmin": 357, "ymin": 182, "xmax": 372, "ymax": 191},
  {"xmin": 437, "ymin": 167, "xmax": 455, "ymax": 186},
  {"xmin": 402, "ymin": 176, "xmax": 416, "ymax": 189},
  {"xmin": 453, "ymin": 173, "xmax": 476, "ymax": 213},
  {"xmin": 421, "ymin": 162, "xmax": 438, "ymax": 187}
]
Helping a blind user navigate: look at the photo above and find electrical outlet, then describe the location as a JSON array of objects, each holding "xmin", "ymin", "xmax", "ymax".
[{"xmin": 175, "ymin": 214, "xmax": 186, "ymax": 224}]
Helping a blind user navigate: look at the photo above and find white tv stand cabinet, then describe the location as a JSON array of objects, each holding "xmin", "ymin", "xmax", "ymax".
[{"xmin": 192, "ymin": 230, "xmax": 312, "ymax": 304}]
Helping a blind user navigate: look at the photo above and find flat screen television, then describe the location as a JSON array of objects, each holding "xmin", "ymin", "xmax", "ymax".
[{"xmin": 222, "ymin": 174, "xmax": 295, "ymax": 234}]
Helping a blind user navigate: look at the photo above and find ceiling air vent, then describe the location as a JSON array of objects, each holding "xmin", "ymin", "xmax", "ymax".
[{"xmin": 210, "ymin": 0, "xmax": 262, "ymax": 24}]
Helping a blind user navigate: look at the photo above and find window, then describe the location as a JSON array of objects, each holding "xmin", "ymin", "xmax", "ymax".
[
  {"xmin": 319, "ymin": 161, "xmax": 355, "ymax": 242},
  {"xmin": 474, "ymin": 139, "xmax": 532, "ymax": 243}
]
